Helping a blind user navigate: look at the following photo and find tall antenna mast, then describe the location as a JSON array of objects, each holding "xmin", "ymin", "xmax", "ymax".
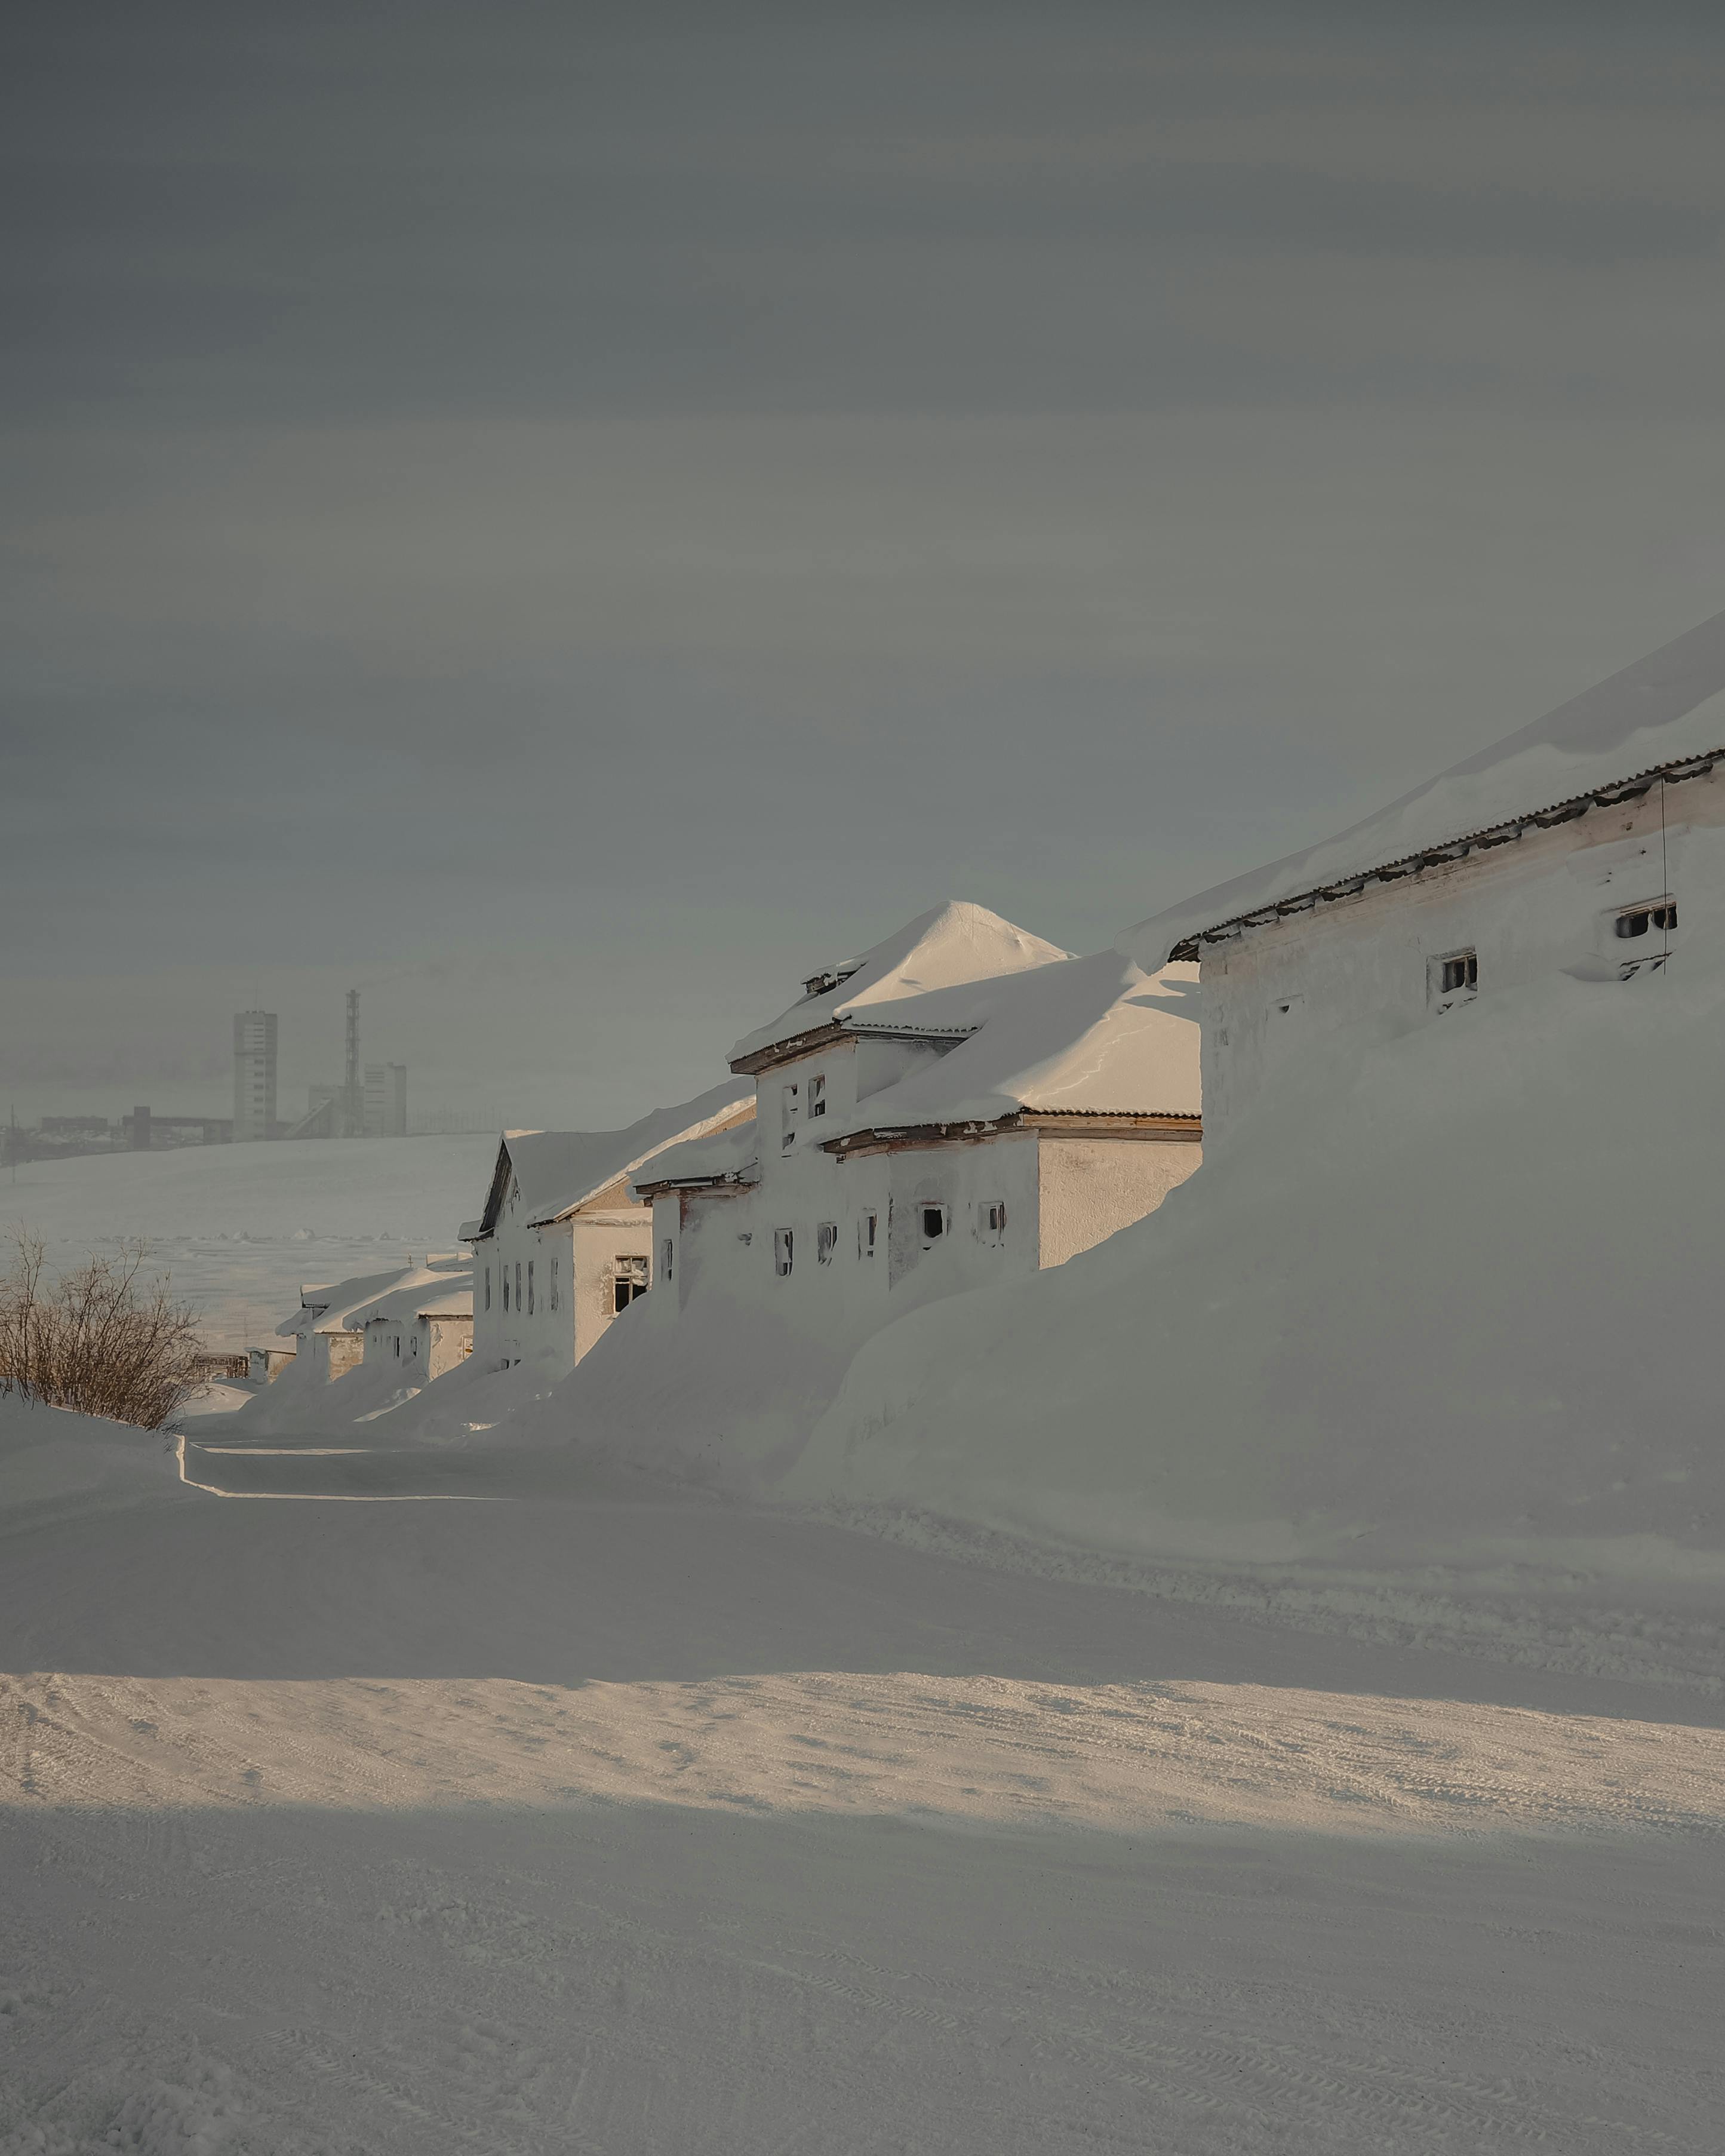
[{"xmin": 345, "ymin": 988, "xmax": 361, "ymax": 1138}]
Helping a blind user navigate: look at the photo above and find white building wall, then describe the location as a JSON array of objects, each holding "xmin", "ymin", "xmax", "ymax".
[
  {"xmin": 1036, "ymin": 1135, "xmax": 1202, "ymax": 1269},
  {"xmin": 1200, "ymin": 773, "xmax": 1725, "ymax": 1154}
]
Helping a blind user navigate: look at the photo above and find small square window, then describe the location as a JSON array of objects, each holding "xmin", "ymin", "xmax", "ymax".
[
  {"xmin": 613, "ymin": 1255, "xmax": 649, "ymax": 1313},
  {"xmin": 1429, "ymin": 948, "xmax": 1478, "ymax": 1009},
  {"xmin": 774, "ymin": 1228, "xmax": 794, "ymax": 1277},
  {"xmin": 816, "ymin": 1221, "xmax": 837, "ymax": 1264}
]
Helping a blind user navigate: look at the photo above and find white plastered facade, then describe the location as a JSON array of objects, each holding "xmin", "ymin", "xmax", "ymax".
[{"xmin": 1193, "ymin": 769, "xmax": 1723, "ymax": 1157}]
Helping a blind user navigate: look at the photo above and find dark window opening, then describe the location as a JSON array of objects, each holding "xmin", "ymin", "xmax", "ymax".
[
  {"xmin": 809, "ymin": 1074, "xmax": 826, "ymax": 1119},
  {"xmin": 774, "ymin": 1228, "xmax": 794, "ymax": 1277},
  {"xmin": 921, "ymin": 1205, "xmax": 946, "ymax": 1242},
  {"xmin": 980, "ymin": 1200, "xmax": 1007, "ymax": 1245},
  {"xmin": 1439, "ymin": 953, "xmax": 1477, "ymax": 994},
  {"xmin": 816, "ymin": 1221, "xmax": 837, "ymax": 1264},
  {"xmin": 502, "ymin": 1269, "xmax": 510, "ymax": 1311},
  {"xmin": 858, "ymin": 1211, "xmax": 877, "ymax": 1259},
  {"xmin": 661, "ymin": 1236, "xmax": 674, "ymax": 1283},
  {"xmin": 613, "ymin": 1255, "xmax": 650, "ymax": 1313},
  {"xmin": 1616, "ymin": 901, "xmax": 1677, "ymax": 939},
  {"xmin": 484, "ymin": 1266, "xmax": 491, "ymax": 1311}
]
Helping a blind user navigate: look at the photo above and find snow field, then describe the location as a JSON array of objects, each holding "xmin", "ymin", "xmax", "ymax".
[{"xmin": 2, "ymin": 1401, "xmax": 1724, "ymax": 2151}]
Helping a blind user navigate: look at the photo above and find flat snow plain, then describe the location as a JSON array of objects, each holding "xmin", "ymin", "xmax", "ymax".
[
  {"xmin": 3, "ymin": 1400, "xmax": 1723, "ymax": 2153},
  {"xmin": 0, "ymin": 1137, "xmax": 496, "ymax": 1349}
]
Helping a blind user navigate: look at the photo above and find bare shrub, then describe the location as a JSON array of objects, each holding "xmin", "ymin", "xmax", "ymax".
[{"xmin": 0, "ymin": 1229, "xmax": 204, "ymax": 1429}]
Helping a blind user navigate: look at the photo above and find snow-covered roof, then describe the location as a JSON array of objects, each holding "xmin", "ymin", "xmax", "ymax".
[
  {"xmin": 631, "ymin": 1116, "xmax": 761, "ymax": 1195},
  {"xmin": 275, "ymin": 1267, "xmax": 416, "ymax": 1338},
  {"xmin": 466, "ymin": 1083, "xmax": 754, "ymax": 1235},
  {"xmin": 732, "ymin": 901, "xmax": 1071, "ymax": 1068},
  {"xmin": 829, "ymin": 954, "xmax": 1201, "ymax": 1137},
  {"xmin": 346, "ymin": 1259, "xmax": 473, "ymax": 1330},
  {"xmin": 1121, "ymin": 607, "xmax": 1725, "ymax": 968}
]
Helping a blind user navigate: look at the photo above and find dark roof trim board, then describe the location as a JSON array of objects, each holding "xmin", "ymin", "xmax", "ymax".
[
  {"xmin": 822, "ymin": 1110, "xmax": 1201, "ymax": 1157},
  {"xmin": 1169, "ymin": 749, "xmax": 1721, "ymax": 962},
  {"xmin": 730, "ymin": 1016, "xmax": 979, "ymax": 1077}
]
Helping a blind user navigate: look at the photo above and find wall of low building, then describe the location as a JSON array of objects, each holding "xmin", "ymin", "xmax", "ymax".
[
  {"xmin": 1035, "ymin": 1133, "xmax": 1203, "ymax": 1269},
  {"xmin": 883, "ymin": 1132, "xmax": 1040, "ymax": 1295},
  {"xmin": 1200, "ymin": 770, "xmax": 1725, "ymax": 1153},
  {"xmin": 571, "ymin": 1209, "xmax": 655, "ymax": 1363},
  {"xmin": 420, "ymin": 1313, "xmax": 473, "ymax": 1379}
]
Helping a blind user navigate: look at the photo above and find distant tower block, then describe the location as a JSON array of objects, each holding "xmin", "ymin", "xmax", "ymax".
[
  {"xmin": 364, "ymin": 1062, "xmax": 408, "ymax": 1138},
  {"xmin": 343, "ymin": 988, "xmax": 362, "ymax": 1139},
  {"xmin": 233, "ymin": 1010, "xmax": 278, "ymax": 1142}
]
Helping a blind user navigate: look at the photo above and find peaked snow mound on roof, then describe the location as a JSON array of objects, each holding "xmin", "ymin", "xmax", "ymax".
[
  {"xmin": 1122, "ymin": 606, "xmax": 1725, "ymax": 968},
  {"xmin": 276, "ymin": 1268, "xmax": 416, "ymax": 1338},
  {"xmin": 343, "ymin": 1259, "xmax": 473, "ymax": 1329},
  {"xmin": 732, "ymin": 901, "xmax": 1071, "ymax": 1065},
  {"xmin": 473, "ymin": 1081, "xmax": 753, "ymax": 1231},
  {"xmin": 833, "ymin": 954, "xmax": 1201, "ymax": 1134}
]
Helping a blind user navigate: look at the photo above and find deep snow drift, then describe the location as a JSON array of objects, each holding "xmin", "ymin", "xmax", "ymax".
[{"xmin": 544, "ymin": 916, "xmax": 1725, "ymax": 1614}]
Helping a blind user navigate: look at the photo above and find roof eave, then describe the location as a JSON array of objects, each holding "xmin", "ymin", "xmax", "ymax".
[{"xmin": 1169, "ymin": 748, "xmax": 1724, "ymax": 962}]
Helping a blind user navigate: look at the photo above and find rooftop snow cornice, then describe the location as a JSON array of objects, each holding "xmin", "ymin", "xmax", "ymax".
[{"xmin": 1164, "ymin": 748, "xmax": 1723, "ymax": 962}]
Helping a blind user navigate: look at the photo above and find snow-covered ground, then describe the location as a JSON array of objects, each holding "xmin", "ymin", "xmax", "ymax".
[
  {"xmin": 0, "ymin": 1137, "xmax": 494, "ymax": 1350},
  {"xmin": 3, "ymin": 1397, "xmax": 1722, "ymax": 2152}
]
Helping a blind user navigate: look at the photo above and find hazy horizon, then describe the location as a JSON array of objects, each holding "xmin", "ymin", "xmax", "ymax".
[{"xmin": 7, "ymin": 5, "xmax": 1725, "ymax": 1127}]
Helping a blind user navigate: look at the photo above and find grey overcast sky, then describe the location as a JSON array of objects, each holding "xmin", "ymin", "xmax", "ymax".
[{"xmin": 4, "ymin": 4, "xmax": 1724, "ymax": 1126}]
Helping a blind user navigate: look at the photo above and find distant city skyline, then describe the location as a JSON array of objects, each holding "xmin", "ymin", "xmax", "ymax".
[{"xmin": 7, "ymin": 5, "xmax": 1724, "ymax": 1129}]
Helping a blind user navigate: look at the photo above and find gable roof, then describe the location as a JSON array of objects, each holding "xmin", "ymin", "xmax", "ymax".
[
  {"xmin": 828, "ymin": 953, "xmax": 1201, "ymax": 1137},
  {"xmin": 731, "ymin": 901, "xmax": 1071, "ymax": 1070},
  {"xmin": 275, "ymin": 1267, "xmax": 416, "ymax": 1339},
  {"xmin": 1121, "ymin": 606, "xmax": 1725, "ymax": 969},
  {"xmin": 465, "ymin": 1082, "xmax": 755, "ymax": 1236},
  {"xmin": 350, "ymin": 1263, "xmax": 474, "ymax": 1327}
]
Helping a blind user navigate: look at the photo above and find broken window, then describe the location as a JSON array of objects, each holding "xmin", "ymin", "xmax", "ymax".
[
  {"xmin": 979, "ymin": 1200, "xmax": 1007, "ymax": 1246},
  {"xmin": 808, "ymin": 1073, "xmax": 826, "ymax": 1119},
  {"xmin": 816, "ymin": 1221, "xmax": 838, "ymax": 1264},
  {"xmin": 1615, "ymin": 899, "xmax": 1677, "ymax": 940},
  {"xmin": 921, "ymin": 1205, "xmax": 947, "ymax": 1243},
  {"xmin": 1429, "ymin": 948, "xmax": 1478, "ymax": 1010},
  {"xmin": 613, "ymin": 1255, "xmax": 650, "ymax": 1313},
  {"xmin": 858, "ymin": 1211, "xmax": 877, "ymax": 1259},
  {"xmin": 781, "ymin": 1082, "xmax": 800, "ymax": 1151},
  {"xmin": 527, "ymin": 1260, "xmax": 535, "ymax": 1316},
  {"xmin": 774, "ymin": 1228, "xmax": 794, "ymax": 1277}
]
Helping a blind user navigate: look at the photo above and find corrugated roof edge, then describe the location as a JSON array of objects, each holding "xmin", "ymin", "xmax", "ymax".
[{"xmin": 1164, "ymin": 748, "xmax": 1724, "ymax": 962}]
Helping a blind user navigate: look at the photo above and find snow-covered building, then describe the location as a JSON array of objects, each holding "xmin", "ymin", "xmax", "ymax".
[
  {"xmin": 351, "ymin": 1259, "xmax": 473, "ymax": 1380},
  {"xmin": 462, "ymin": 1085, "xmax": 755, "ymax": 1377},
  {"xmin": 634, "ymin": 902, "xmax": 1201, "ymax": 1337},
  {"xmin": 1120, "ymin": 608, "xmax": 1725, "ymax": 1155},
  {"xmin": 273, "ymin": 1269, "xmax": 416, "ymax": 1382}
]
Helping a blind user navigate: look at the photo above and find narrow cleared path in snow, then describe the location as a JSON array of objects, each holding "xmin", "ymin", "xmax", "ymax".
[{"xmin": 2, "ymin": 1421, "xmax": 1723, "ymax": 2152}]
